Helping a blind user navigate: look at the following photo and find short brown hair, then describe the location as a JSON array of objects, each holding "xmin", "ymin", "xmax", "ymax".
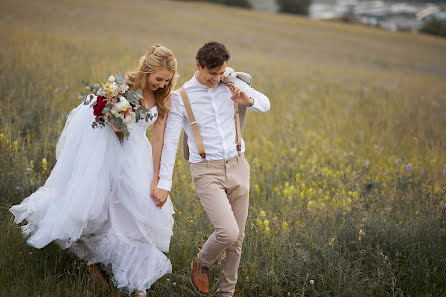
[{"xmin": 196, "ymin": 42, "xmax": 230, "ymax": 69}]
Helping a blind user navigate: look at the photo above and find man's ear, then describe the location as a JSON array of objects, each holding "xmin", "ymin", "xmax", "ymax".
[{"xmin": 196, "ymin": 60, "xmax": 202, "ymax": 71}]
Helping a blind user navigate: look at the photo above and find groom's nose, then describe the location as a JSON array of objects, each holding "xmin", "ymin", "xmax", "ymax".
[{"xmin": 211, "ymin": 74, "xmax": 223, "ymax": 84}]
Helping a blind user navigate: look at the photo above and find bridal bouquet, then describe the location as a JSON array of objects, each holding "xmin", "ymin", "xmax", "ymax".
[{"xmin": 82, "ymin": 74, "xmax": 157, "ymax": 143}]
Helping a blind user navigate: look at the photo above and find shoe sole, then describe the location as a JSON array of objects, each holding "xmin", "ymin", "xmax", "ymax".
[{"xmin": 190, "ymin": 260, "xmax": 208, "ymax": 296}]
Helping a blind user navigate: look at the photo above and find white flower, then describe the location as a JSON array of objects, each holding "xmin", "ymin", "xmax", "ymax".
[
  {"xmin": 310, "ymin": 279, "xmax": 314, "ymax": 285},
  {"xmin": 123, "ymin": 112, "xmax": 136, "ymax": 130},
  {"xmin": 110, "ymin": 109, "xmax": 118, "ymax": 116},
  {"xmin": 103, "ymin": 82, "xmax": 119, "ymax": 97},
  {"xmin": 108, "ymin": 75, "xmax": 116, "ymax": 83},
  {"xmin": 113, "ymin": 97, "xmax": 131, "ymax": 113},
  {"xmin": 96, "ymin": 88, "xmax": 105, "ymax": 96},
  {"xmin": 110, "ymin": 109, "xmax": 124, "ymax": 118},
  {"xmin": 119, "ymin": 84, "xmax": 129, "ymax": 93}
]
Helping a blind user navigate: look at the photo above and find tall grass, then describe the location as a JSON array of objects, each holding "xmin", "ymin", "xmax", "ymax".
[{"xmin": 1, "ymin": 0, "xmax": 445, "ymax": 296}]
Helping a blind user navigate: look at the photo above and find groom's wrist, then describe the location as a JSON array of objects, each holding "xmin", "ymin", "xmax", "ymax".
[
  {"xmin": 247, "ymin": 96, "xmax": 254, "ymax": 107},
  {"xmin": 157, "ymin": 179, "xmax": 172, "ymax": 192}
]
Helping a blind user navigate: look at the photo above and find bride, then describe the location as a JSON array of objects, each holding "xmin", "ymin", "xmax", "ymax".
[{"xmin": 9, "ymin": 44, "xmax": 177, "ymax": 296}]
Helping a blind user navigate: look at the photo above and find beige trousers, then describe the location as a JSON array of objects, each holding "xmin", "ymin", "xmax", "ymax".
[{"xmin": 190, "ymin": 153, "xmax": 250, "ymax": 297}]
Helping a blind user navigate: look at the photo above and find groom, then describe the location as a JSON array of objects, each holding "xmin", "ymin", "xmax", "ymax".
[{"xmin": 154, "ymin": 41, "xmax": 270, "ymax": 296}]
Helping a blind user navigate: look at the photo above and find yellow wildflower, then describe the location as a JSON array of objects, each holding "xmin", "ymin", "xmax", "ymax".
[{"xmin": 282, "ymin": 222, "xmax": 289, "ymax": 231}]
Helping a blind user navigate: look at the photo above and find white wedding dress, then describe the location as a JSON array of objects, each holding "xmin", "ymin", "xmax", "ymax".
[{"xmin": 9, "ymin": 99, "xmax": 174, "ymax": 295}]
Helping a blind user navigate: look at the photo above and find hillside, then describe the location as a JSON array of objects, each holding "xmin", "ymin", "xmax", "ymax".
[{"xmin": 251, "ymin": 0, "xmax": 277, "ymax": 12}]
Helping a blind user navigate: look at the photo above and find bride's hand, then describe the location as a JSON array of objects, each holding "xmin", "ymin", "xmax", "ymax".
[
  {"xmin": 153, "ymin": 188, "xmax": 169, "ymax": 208},
  {"xmin": 150, "ymin": 178, "xmax": 159, "ymax": 199}
]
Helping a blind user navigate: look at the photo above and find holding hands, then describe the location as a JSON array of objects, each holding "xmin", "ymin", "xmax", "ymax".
[
  {"xmin": 152, "ymin": 187, "xmax": 169, "ymax": 209},
  {"xmin": 150, "ymin": 176, "xmax": 168, "ymax": 208},
  {"xmin": 226, "ymin": 83, "xmax": 252, "ymax": 106},
  {"xmin": 150, "ymin": 178, "xmax": 158, "ymax": 202}
]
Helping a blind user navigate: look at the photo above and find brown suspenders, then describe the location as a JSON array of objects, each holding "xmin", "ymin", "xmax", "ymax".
[
  {"xmin": 179, "ymin": 87, "xmax": 206, "ymax": 159},
  {"xmin": 179, "ymin": 86, "xmax": 243, "ymax": 159},
  {"xmin": 234, "ymin": 103, "xmax": 242, "ymax": 152}
]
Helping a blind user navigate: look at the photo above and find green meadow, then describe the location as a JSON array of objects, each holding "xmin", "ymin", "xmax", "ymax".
[{"xmin": 1, "ymin": 0, "xmax": 446, "ymax": 296}]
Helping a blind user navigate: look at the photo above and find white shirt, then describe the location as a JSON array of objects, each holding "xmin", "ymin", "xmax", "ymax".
[{"xmin": 157, "ymin": 73, "xmax": 270, "ymax": 191}]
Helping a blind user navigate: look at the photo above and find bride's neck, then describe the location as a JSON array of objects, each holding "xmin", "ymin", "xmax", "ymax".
[
  {"xmin": 143, "ymin": 87, "xmax": 154, "ymax": 98},
  {"xmin": 142, "ymin": 87, "xmax": 155, "ymax": 108}
]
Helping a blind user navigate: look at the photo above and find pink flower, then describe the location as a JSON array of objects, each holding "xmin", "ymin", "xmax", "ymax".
[{"xmin": 123, "ymin": 107, "xmax": 132, "ymax": 117}]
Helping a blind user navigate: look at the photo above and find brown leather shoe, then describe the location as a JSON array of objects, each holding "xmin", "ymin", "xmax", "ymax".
[
  {"xmin": 190, "ymin": 257, "xmax": 209, "ymax": 295},
  {"xmin": 86, "ymin": 263, "xmax": 109, "ymax": 287}
]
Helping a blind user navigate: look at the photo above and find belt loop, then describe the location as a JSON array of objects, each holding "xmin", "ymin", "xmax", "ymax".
[
  {"xmin": 237, "ymin": 154, "xmax": 239, "ymax": 164},
  {"xmin": 206, "ymin": 160, "xmax": 210, "ymax": 168}
]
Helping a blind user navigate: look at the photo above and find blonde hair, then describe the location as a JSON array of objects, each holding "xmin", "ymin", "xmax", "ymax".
[{"xmin": 127, "ymin": 44, "xmax": 177, "ymax": 118}]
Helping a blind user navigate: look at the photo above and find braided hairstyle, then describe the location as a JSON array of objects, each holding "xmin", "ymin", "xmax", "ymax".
[{"xmin": 127, "ymin": 44, "xmax": 177, "ymax": 118}]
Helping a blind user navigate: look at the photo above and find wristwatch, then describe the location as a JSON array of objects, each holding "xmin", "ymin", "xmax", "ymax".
[{"xmin": 247, "ymin": 97, "xmax": 254, "ymax": 107}]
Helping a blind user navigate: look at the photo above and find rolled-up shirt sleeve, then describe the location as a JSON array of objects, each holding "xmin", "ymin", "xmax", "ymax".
[
  {"xmin": 157, "ymin": 91, "xmax": 184, "ymax": 191},
  {"xmin": 235, "ymin": 78, "xmax": 270, "ymax": 113}
]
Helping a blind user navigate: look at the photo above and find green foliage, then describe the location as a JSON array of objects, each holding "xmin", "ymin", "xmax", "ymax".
[
  {"xmin": 1, "ymin": 0, "xmax": 446, "ymax": 296},
  {"xmin": 221, "ymin": 0, "xmax": 252, "ymax": 8},
  {"xmin": 420, "ymin": 18, "xmax": 446, "ymax": 37},
  {"xmin": 276, "ymin": 0, "xmax": 311, "ymax": 15},
  {"xmin": 126, "ymin": 89, "xmax": 143, "ymax": 106}
]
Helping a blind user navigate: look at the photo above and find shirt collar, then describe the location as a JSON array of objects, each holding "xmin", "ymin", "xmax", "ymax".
[
  {"xmin": 188, "ymin": 71, "xmax": 208, "ymax": 89},
  {"xmin": 188, "ymin": 72, "xmax": 226, "ymax": 90}
]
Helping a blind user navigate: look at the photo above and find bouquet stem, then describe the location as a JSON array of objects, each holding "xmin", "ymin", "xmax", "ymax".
[{"xmin": 115, "ymin": 131, "xmax": 124, "ymax": 144}]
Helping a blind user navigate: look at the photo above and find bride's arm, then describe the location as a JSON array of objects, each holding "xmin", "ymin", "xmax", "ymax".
[{"xmin": 150, "ymin": 97, "xmax": 170, "ymax": 198}]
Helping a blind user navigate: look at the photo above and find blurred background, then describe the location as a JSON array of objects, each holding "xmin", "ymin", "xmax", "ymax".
[
  {"xmin": 183, "ymin": 0, "xmax": 446, "ymax": 36},
  {"xmin": 0, "ymin": 0, "xmax": 445, "ymax": 296}
]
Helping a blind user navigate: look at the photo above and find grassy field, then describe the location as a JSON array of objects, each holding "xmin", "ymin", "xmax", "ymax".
[{"xmin": 1, "ymin": 0, "xmax": 446, "ymax": 296}]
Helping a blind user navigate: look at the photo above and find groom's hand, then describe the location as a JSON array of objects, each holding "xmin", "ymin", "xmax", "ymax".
[
  {"xmin": 226, "ymin": 83, "xmax": 251, "ymax": 106},
  {"xmin": 153, "ymin": 188, "xmax": 169, "ymax": 208}
]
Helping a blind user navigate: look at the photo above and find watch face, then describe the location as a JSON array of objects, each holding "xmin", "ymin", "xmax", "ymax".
[{"xmin": 248, "ymin": 97, "xmax": 254, "ymax": 106}]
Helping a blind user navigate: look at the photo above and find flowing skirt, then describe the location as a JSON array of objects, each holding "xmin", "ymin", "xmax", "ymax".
[{"xmin": 10, "ymin": 102, "xmax": 174, "ymax": 294}]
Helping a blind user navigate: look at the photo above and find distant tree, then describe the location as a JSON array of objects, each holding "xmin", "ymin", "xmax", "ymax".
[
  {"xmin": 341, "ymin": 10, "xmax": 357, "ymax": 24},
  {"xmin": 276, "ymin": 0, "xmax": 312, "ymax": 16},
  {"xmin": 174, "ymin": 0, "xmax": 252, "ymax": 9},
  {"xmin": 221, "ymin": 0, "xmax": 252, "ymax": 8},
  {"xmin": 420, "ymin": 18, "xmax": 446, "ymax": 37}
]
